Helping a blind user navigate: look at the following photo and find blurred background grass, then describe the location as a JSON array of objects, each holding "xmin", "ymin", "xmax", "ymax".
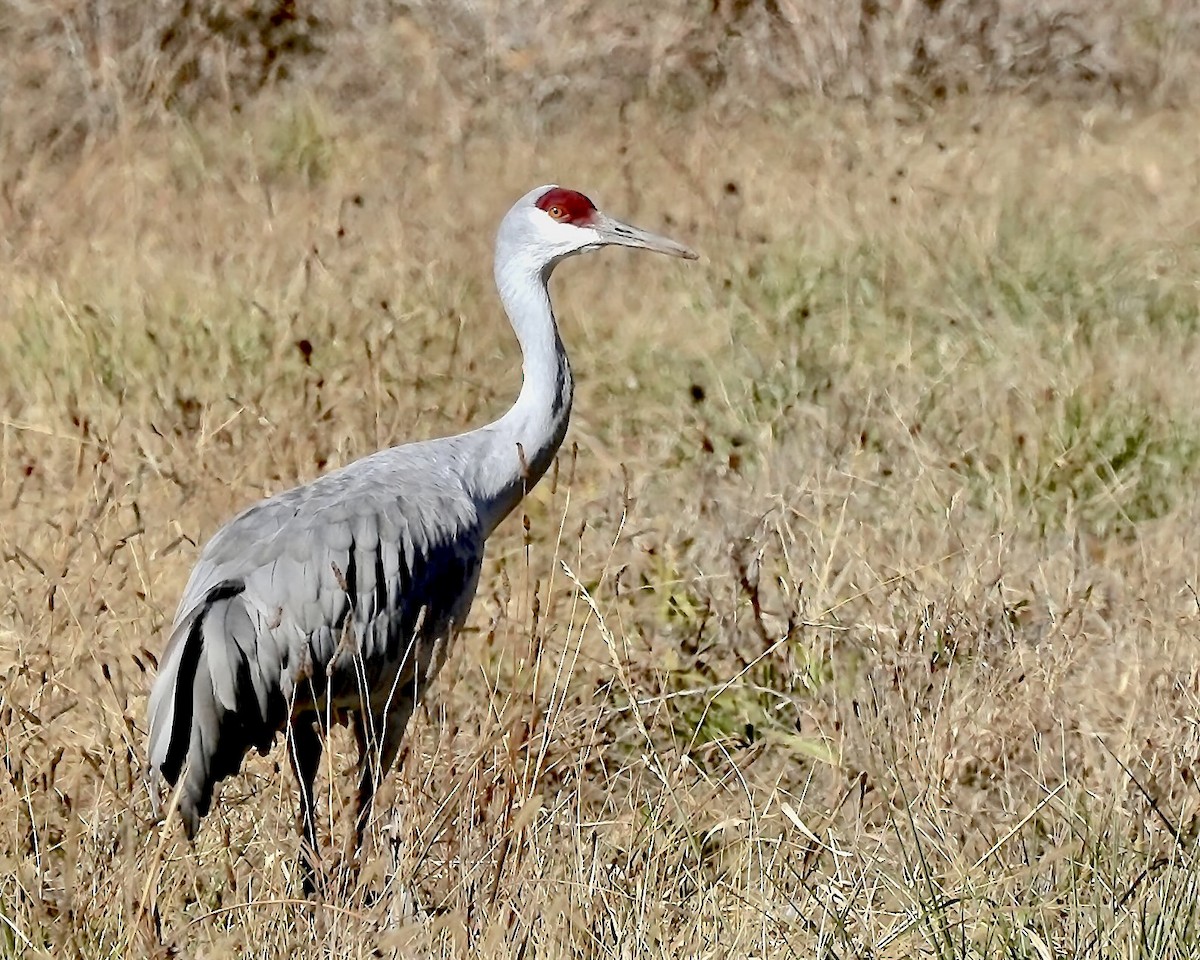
[
  {"xmin": 2, "ymin": 0, "xmax": 1200, "ymax": 162},
  {"xmin": 3, "ymin": 2, "xmax": 1200, "ymax": 958}
]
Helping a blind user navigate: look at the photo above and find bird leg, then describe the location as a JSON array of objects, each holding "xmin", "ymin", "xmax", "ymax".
[
  {"xmin": 351, "ymin": 712, "xmax": 382, "ymax": 855},
  {"xmin": 351, "ymin": 702, "xmax": 413, "ymax": 858},
  {"xmin": 286, "ymin": 717, "xmax": 324, "ymax": 897},
  {"xmin": 349, "ymin": 702, "xmax": 422, "ymax": 916}
]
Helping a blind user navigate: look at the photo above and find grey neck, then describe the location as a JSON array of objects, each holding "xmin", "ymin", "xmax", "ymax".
[{"xmin": 469, "ymin": 259, "xmax": 574, "ymax": 536}]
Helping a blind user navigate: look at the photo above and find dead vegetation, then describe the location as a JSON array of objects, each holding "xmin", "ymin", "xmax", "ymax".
[
  {"xmin": 2, "ymin": 0, "xmax": 1199, "ymax": 162},
  {"xmin": 3, "ymin": 4, "xmax": 1200, "ymax": 958}
]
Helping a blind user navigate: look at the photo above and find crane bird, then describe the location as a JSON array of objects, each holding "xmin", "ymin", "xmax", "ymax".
[{"xmin": 146, "ymin": 184, "xmax": 697, "ymax": 893}]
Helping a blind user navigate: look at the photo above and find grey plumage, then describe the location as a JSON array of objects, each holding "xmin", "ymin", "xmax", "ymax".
[
  {"xmin": 146, "ymin": 184, "xmax": 697, "ymax": 892},
  {"xmin": 148, "ymin": 443, "xmax": 482, "ymax": 834}
]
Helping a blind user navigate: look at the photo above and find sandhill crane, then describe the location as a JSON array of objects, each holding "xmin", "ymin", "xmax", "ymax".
[{"xmin": 146, "ymin": 184, "xmax": 697, "ymax": 893}]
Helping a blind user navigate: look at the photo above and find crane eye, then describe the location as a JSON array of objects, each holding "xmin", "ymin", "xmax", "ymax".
[{"xmin": 548, "ymin": 205, "xmax": 565, "ymax": 220}]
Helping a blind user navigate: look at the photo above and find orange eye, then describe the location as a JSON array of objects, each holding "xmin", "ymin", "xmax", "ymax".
[{"xmin": 536, "ymin": 188, "xmax": 596, "ymax": 224}]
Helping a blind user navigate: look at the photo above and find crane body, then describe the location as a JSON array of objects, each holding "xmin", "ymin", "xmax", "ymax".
[{"xmin": 146, "ymin": 184, "xmax": 696, "ymax": 892}]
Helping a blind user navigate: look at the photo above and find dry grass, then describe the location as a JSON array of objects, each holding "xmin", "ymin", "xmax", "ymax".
[
  {"xmin": 4, "ymin": 0, "xmax": 1200, "ymax": 164},
  {"xmin": 4, "ymin": 20, "xmax": 1200, "ymax": 957}
]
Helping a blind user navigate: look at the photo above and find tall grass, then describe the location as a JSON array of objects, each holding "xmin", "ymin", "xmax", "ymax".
[{"xmin": 2, "ymin": 0, "xmax": 1200, "ymax": 163}]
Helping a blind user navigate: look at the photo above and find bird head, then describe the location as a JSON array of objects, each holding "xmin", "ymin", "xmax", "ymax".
[{"xmin": 497, "ymin": 185, "xmax": 698, "ymax": 273}]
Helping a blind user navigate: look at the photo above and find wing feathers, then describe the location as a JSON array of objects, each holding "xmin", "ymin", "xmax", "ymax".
[
  {"xmin": 147, "ymin": 479, "xmax": 485, "ymax": 838},
  {"xmin": 372, "ymin": 547, "xmax": 387, "ymax": 619}
]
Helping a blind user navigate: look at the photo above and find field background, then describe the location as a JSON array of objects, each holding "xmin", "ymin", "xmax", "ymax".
[{"xmin": 4, "ymin": 1, "xmax": 1200, "ymax": 957}]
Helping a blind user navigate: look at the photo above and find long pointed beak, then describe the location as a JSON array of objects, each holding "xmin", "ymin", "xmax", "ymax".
[{"xmin": 594, "ymin": 213, "xmax": 699, "ymax": 260}]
